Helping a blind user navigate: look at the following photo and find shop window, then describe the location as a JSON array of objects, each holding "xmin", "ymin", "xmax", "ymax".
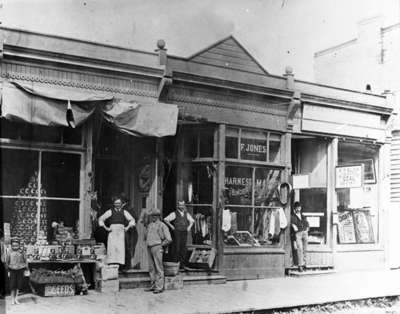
[
  {"xmin": 180, "ymin": 163, "xmax": 214, "ymax": 246},
  {"xmin": 0, "ymin": 119, "xmax": 82, "ymax": 145},
  {"xmin": 224, "ymin": 165, "xmax": 283, "ymax": 247},
  {"xmin": 336, "ymin": 141, "xmax": 379, "ymax": 244},
  {"xmin": 292, "ymin": 138, "xmax": 328, "ymax": 245},
  {"xmin": 226, "ymin": 127, "xmax": 281, "ymax": 164},
  {"xmin": 0, "ymin": 147, "xmax": 82, "ymax": 244},
  {"xmin": 183, "ymin": 128, "xmax": 214, "ymax": 159}
]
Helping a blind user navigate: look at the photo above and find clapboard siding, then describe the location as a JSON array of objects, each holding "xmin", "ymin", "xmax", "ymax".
[
  {"xmin": 190, "ymin": 36, "xmax": 266, "ymax": 74},
  {"xmin": 391, "ymin": 135, "xmax": 400, "ymax": 202}
]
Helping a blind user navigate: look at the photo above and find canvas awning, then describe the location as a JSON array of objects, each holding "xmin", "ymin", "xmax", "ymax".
[{"xmin": 1, "ymin": 81, "xmax": 178, "ymax": 137}]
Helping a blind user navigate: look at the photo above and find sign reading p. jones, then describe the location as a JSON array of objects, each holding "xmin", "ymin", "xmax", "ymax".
[{"xmin": 335, "ymin": 165, "xmax": 364, "ymax": 189}]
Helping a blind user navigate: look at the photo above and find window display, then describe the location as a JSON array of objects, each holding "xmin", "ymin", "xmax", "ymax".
[
  {"xmin": 337, "ymin": 141, "xmax": 379, "ymax": 244},
  {"xmin": 224, "ymin": 165, "xmax": 284, "ymax": 246},
  {"xmin": 0, "ymin": 147, "xmax": 81, "ymax": 244}
]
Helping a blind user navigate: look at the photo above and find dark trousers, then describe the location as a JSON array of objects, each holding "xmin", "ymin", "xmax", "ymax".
[{"xmin": 173, "ymin": 230, "xmax": 187, "ymax": 266}]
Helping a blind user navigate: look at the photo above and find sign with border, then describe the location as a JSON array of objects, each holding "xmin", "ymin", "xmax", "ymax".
[{"xmin": 335, "ymin": 165, "xmax": 364, "ymax": 189}]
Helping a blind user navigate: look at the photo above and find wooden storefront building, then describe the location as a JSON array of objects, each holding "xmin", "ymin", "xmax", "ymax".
[{"xmin": 0, "ymin": 27, "xmax": 393, "ymax": 281}]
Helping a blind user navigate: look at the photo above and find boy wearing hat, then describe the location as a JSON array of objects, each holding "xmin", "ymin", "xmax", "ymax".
[
  {"xmin": 291, "ymin": 201, "xmax": 309, "ymax": 272},
  {"xmin": 145, "ymin": 209, "xmax": 171, "ymax": 294},
  {"xmin": 164, "ymin": 201, "xmax": 194, "ymax": 269}
]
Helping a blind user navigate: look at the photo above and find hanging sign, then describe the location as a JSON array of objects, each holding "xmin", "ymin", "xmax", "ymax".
[
  {"xmin": 240, "ymin": 138, "xmax": 267, "ymax": 161},
  {"xmin": 335, "ymin": 165, "xmax": 363, "ymax": 189}
]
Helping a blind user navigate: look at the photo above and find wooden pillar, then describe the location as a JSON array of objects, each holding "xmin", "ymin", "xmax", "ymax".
[
  {"xmin": 80, "ymin": 119, "xmax": 93, "ymax": 239},
  {"xmin": 215, "ymin": 124, "xmax": 226, "ymax": 271},
  {"xmin": 283, "ymin": 132, "xmax": 292, "ymax": 268},
  {"xmin": 328, "ymin": 137, "xmax": 338, "ymax": 261}
]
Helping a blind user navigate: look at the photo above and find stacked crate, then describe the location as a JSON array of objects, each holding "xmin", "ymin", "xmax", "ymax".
[{"xmin": 95, "ymin": 264, "xmax": 120, "ymax": 293}]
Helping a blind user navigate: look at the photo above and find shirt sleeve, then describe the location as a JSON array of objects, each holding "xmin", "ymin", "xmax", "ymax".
[
  {"xmin": 186, "ymin": 212, "xmax": 195, "ymax": 224},
  {"xmin": 164, "ymin": 212, "xmax": 176, "ymax": 222},
  {"xmin": 124, "ymin": 210, "xmax": 136, "ymax": 227},
  {"xmin": 161, "ymin": 224, "xmax": 172, "ymax": 246},
  {"xmin": 98, "ymin": 210, "xmax": 112, "ymax": 227}
]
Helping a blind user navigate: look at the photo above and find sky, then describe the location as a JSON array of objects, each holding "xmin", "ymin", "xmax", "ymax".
[{"xmin": 1, "ymin": 0, "xmax": 399, "ymax": 81}]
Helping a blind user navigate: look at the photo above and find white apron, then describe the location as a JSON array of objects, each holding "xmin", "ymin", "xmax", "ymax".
[{"xmin": 107, "ymin": 224, "xmax": 125, "ymax": 265}]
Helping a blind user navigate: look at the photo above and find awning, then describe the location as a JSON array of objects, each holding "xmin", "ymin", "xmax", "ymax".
[{"xmin": 1, "ymin": 81, "xmax": 178, "ymax": 137}]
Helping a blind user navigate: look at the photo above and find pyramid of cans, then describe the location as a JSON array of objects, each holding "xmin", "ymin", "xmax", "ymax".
[{"xmin": 11, "ymin": 171, "xmax": 48, "ymax": 244}]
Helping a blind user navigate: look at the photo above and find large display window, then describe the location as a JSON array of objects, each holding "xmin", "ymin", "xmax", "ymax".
[
  {"xmin": 0, "ymin": 119, "xmax": 84, "ymax": 244},
  {"xmin": 223, "ymin": 165, "xmax": 283, "ymax": 246},
  {"xmin": 336, "ymin": 141, "xmax": 379, "ymax": 244}
]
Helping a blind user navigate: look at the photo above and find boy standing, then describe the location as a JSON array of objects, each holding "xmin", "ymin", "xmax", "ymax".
[
  {"xmin": 145, "ymin": 209, "xmax": 171, "ymax": 294},
  {"xmin": 6, "ymin": 238, "xmax": 28, "ymax": 305}
]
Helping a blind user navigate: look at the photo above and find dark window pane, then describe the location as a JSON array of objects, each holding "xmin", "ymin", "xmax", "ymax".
[
  {"xmin": 0, "ymin": 119, "xmax": 19, "ymax": 140},
  {"xmin": 199, "ymin": 130, "xmax": 214, "ymax": 158},
  {"xmin": 46, "ymin": 200, "xmax": 79, "ymax": 242},
  {"xmin": 63, "ymin": 126, "xmax": 82, "ymax": 145},
  {"xmin": 41, "ymin": 152, "xmax": 81, "ymax": 198},
  {"xmin": 254, "ymin": 168, "xmax": 282, "ymax": 206},
  {"xmin": 269, "ymin": 133, "xmax": 281, "ymax": 163},
  {"xmin": 225, "ymin": 136, "xmax": 238, "ymax": 159},
  {"xmin": 0, "ymin": 148, "xmax": 39, "ymax": 196},
  {"xmin": 192, "ymin": 165, "xmax": 213, "ymax": 204},
  {"xmin": 183, "ymin": 132, "xmax": 197, "ymax": 159},
  {"xmin": 225, "ymin": 166, "xmax": 252, "ymax": 205}
]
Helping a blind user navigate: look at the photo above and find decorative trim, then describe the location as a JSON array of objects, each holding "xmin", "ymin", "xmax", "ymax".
[
  {"xmin": 168, "ymin": 85, "xmax": 290, "ymax": 116},
  {"xmin": 1, "ymin": 61, "xmax": 158, "ymax": 97}
]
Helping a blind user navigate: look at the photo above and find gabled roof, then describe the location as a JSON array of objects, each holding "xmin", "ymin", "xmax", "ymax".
[{"xmin": 187, "ymin": 35, "xmax": 268, "ymax": 75}]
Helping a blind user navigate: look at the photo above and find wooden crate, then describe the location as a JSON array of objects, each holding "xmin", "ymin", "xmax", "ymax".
[
  {"xmin": 95, "ymin": 279, "xmax": 119, "ymax": 293},
  {"xmin": 100, "ymin": 265, "xmax": 119, "ymax": 280},
  {"xmin": 188, "ymin": 248, "xmax": 216, "ymax": 269},
  {"xmin": 164, "ymin": 275, "xmax": 183, "ymax": 290}
]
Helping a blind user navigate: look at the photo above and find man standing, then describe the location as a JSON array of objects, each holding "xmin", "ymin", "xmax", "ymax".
[
  {"xmin": 164, "ymin": 201, "xmax": 194, "ymax": 269},
  {"xmin": 291, "ymin": 201, "xmax": 309, "ymax": 272},
  {"xmin": 145, "ymin": 209, "xmax": 171, "ymax": 294}
]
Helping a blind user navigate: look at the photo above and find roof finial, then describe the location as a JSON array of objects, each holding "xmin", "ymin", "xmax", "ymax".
[{"xmin": 155, "ymin": 39, "xmax": 167, "ymax": 66}]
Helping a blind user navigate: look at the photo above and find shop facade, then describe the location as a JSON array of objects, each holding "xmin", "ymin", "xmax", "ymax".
[{"xmin": 0, "ymin": 28, "xmax": 392, "ymax": 281}]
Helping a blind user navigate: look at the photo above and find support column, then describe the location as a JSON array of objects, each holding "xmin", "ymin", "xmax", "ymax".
[
  {"xmin": 215, "ymin": 124, "xmax": 226, "ymax": 271},
  {"xmin": 328, "ymin": 137, "xmax": 338, "ymax": 262},
  {"xmin": 282, "ymin": 132, "xmax": 292, "ymax": 268}
]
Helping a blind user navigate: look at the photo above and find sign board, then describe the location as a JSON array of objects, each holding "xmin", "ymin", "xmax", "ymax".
[
  {"xmin": 336, "ymin": 165, "xmax": 363, "ymax": 189},
  {"xmin": 292, "ymin": 174, "xmax": 309, "ymax": 189},
  {"xmin": 240, "ymin": 138, "xmax": 267, "ymax": 161},
  {"xmin": 337, "ymin": 211, "xmax": 357, "ymax": 244},
  {"xmin": 353, "ymin": 210, "xmax": 375, "ymax": 243},
  {"xmin": 44, "ymin": 284, "xmax": 75, "ymax": 297}
]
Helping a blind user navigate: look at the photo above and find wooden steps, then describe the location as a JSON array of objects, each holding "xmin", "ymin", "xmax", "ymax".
[
  {"xmin": 119, "ymin": 269, "xmax": 226, "ymax": 290},
  {"xmin": 286, "ymin": 264, "xmax": 335, "ymax": 277}
]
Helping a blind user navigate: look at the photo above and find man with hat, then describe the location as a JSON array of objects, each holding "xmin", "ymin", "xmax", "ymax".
[
  {"xmin": 291, "ymin": 201, "xmax": 309, "ymax": 272},
  {"xmin": 164, "ymin": 201, "xmax": 194, "ymax": 269},
  {"xmin": 145, "ymin": 208, "xmax": 171, "ymax": 294}
]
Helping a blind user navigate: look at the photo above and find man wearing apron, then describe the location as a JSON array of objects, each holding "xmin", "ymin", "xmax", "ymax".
[{"xmin": 99, "ymin": 197, "xmax": 136, "ymax": 266}]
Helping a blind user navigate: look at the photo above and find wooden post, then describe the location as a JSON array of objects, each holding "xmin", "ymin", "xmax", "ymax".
[
  {"xmin": 80, "ymin": 119, "xmax": 93, "ymax": 239},
  {"xmin": 282, "ymin": 132, "xmax": 292, "ymax": 269},
  {"xmin": 215, "ymin": 124, "xmax": 226, "ymax": 271},
  {"xmin": 328, "ymin": 137, "xmax": 338, "ymax": 263}
]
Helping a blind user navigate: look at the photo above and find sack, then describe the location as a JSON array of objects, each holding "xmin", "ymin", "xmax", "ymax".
[{"xmin": 24, "ymin": 269, "xmax": 31, "ymax": 277}]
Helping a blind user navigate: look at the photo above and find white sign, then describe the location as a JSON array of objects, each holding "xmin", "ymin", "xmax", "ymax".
[
  {"xmin": 292, "ymin": 174, "xmax": 309, "ymax": 189},
  {"xmin": 336, "ymin": 165, "xmax": 363, "ymax": 188}
]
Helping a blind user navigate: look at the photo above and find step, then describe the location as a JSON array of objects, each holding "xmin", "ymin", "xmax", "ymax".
[
  {"xmin": 287, "ymin": 269, "xmax": 336, "ymax": 277},
  {"xmin": 119, "ymin": 274, "xmax": 227, "ymax": 290}
]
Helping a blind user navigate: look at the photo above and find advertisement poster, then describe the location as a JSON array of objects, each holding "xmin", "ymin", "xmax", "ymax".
[
  {"xmin": 337, "ymin": 211, "xmax": 357, "ymax": 244},
  {"xmin": 353, "ymin": 210, "xmax": 375, "ymax": 243}
]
